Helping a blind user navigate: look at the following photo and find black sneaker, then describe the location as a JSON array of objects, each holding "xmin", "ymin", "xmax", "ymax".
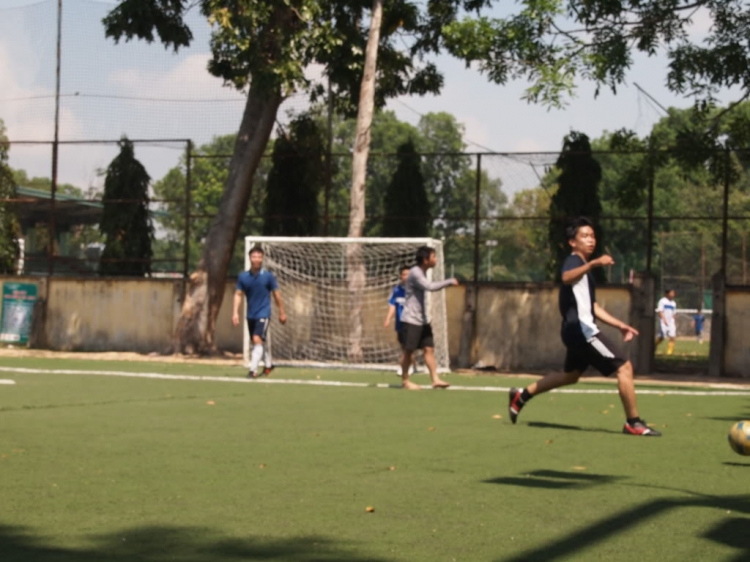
[
  {"xmin": 262, "ymin": 365, "xmax": 275, "ymax": 377},
  {"xmin": 247, "ymin": 370, "xmax": 259, "ymax": 379},
  {"xmin": 509, "ymin": 388, "xmax": 525, "ymax": 424},
  {"xmin": 623, "ymin": 420, "xmax": 662, "ymax": 436}
]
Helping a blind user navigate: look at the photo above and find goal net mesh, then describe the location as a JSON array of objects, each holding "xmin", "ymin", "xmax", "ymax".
[{"xmin": 243, "ymin": 237, "xmax": 450, "ymax": 372}]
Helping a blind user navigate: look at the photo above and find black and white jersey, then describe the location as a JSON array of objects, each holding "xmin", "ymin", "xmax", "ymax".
[{"xmin": 559, "ymin": 254, "xmax": 600, "ymax": 346}]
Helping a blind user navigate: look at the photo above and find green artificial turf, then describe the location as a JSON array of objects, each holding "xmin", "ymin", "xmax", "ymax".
[{"xmin": 1, "ymin": 357, "xmax": 748, "ymax": 562}]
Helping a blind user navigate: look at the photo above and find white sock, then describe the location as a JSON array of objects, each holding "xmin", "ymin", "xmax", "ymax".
[
  {"xmin": 250, "ymin": 344, "xmax": 263, "ymax": 372},
  {"xmin": 262, "ymin": 345, "xmax": 272, "ymax": 369}
]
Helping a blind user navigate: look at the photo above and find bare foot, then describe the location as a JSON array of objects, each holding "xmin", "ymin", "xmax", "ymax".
[
  {"xmin": 431, "ymin": 379, "xmax": 450, "ymax": 389},
  {"xmin": 402, "ymin": 380, "xmax": 422, "ymax": 390}
]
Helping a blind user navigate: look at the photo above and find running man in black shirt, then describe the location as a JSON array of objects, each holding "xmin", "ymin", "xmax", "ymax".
[{"xmin": 508, "ymin": 217, "xmax": 661, "ymax": 436}]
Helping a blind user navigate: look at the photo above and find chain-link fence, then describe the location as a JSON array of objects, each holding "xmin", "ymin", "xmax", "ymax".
[{"xmin": 3, "ymin": 144, "xmax": 750, "ymax": 299}]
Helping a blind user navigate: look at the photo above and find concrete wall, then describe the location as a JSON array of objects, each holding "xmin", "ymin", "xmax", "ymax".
[
  {"xmin": 725, "ymin": 289, "xmax": 750, "ymax": 378},
  {"xmin": 16, "ymin": 276, "xmax": 750, "ymax": 378},
  {"xmin": 46, "ymin": 278, "xmax": 182, "ymax": 351},
  {"xmin": 448, "ymin": 283, "xmax": 633, "ymax": 371},
  {"xmin": 0, "ymin": 276, "xmax": 244, "ymax": 354}
]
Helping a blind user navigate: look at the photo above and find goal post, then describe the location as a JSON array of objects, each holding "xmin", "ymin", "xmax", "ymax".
[{"xmin": 242, "ymin": 236, "xmax": 451, "ymax": 373}]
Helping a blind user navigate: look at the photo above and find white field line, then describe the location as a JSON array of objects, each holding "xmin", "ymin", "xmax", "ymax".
[
  {"xmin": 0, "ymin": 379, "xmax": 15, "ymax": 385},
  {"xmin": 1, "ymin": 366, "xmax": 750, "ymax": 397}
]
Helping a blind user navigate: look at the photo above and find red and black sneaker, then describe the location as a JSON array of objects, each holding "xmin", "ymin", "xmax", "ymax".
[
  {"xmin": 623, "ymin": 420, "xmax": 662, "ymax": 436},
  {"xmin": 247, "ymin": 370, "xmax": 259, "ymax": 379},
  {"xmin": 262, "ymin": 365, "xmax": 275, "ymax": 377},
  {"xmin": 508, "ymin": 388, "xmax": 525, "ymax": 425}
]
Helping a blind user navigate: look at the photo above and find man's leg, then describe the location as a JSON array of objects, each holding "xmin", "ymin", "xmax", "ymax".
[
  {"xmin": 615, "ymin": 360, "xmax": 638, "ymax": 420},
  {"xmin": 249, "ymin": 334, "xmax": 264, "ymax": 377},
  {"xmin": 618, "ymin": 360, "xmax": 661, "ymax": 436},
  {"xmin": 667, "ymin": 336, "xmax": 675, "ymax": 355},
  {"xmin": 509, "ymin": 370, "xmax": 582, "ymax": 424},
  {"xmin": 423, "ymin": 346, "xmax": 449, "ymax": 388},
  {"xmin": 401, "ymin": 349, "xmax": 421, "ymax": 390}
]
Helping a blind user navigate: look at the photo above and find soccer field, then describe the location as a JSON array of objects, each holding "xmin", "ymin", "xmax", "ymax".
[{"xmin": 1, "ymin": 357, "xmax": 749, "ymax": 562}]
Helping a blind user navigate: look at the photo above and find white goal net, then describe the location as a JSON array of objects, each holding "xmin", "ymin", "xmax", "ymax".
[{"xmin": 243, "ymin": 237, "xmax": 450, "ymax": 373}]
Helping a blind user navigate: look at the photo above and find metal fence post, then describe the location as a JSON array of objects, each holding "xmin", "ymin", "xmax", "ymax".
[
  {"xmin": 473, "ymin": 154, "xmax": 482, "ymax": 283},
  {"xmin": 721, "ymin": 147, "xmax": 730, "ymax": 274},
  {"xmin": 645, "ymin": 152, "xmax": 655, "ymax": 273},
  {"xmin": 184, "ymin": 140, "xmax": 192, "ymax": 279}
]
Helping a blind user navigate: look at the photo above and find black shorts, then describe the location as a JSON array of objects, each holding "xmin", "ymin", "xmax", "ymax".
[
  {"xmin": 402, "ymin": 322, "xmax": 434, "ymax": 351},
  {"xmin": 247, "ymin": 318, "xmax": 270, "ymax": 342},
  {"xmin": 564, "ymin": 332, "xmax": 627, "ymax": 377},
  {"xmin": 397, "ymin": 328, "xmax": 406, "ymax": 347}
]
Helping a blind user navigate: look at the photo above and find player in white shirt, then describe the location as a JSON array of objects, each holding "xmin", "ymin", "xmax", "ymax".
[{"xmin": 655, "ymin": 289, "xmax": 677, "ymax": 355}]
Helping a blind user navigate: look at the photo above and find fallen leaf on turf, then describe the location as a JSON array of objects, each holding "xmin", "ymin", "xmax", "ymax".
[
  {"xmin": 365, "ymin": 506, "xmax": 375, "ymax": 512},
  {"xmin": 316, "ymin": 375, "xmax": 320, "ymax": 380},
  {"xmin": 609, "ymin": 404, "xmax": 615, "ymax": 408},
  {"xmin": 544, "ymin": 440, "xmax": 553, "ymax": 445},
  {"xmin": 573, "ymin": 466, "xmax": 586, "ymax": 471},
  {"xmin": 206, "ymin": 401, "xmax": 215, "ymax": 405},
  {"xmin": 311, "ymin": 433, "xmax": 320, "ymax": 437},
  {"xmin": 259, "ymin": 464, "xmax": 267, "ymax": 469},
  {"xmin": 388, "ymin": 466, "xmax": 397, "ymax": 471},
  {"xmin": 686, "ymin": 413, "xmax": 692, "ymax": 417},
  {"xmin": 492, "ymin": 414, "xmax": 503, "ymax": 419},
  {"xmin": 601, "ymin": 410, "xmax": 609, "ymax": 414},
  {"xmin": 427, "ymin": 427, "xmax": 435, "ymax": 431}
]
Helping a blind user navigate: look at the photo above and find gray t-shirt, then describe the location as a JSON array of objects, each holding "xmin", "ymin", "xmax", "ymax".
[{"xmin": 401, "ymin": 265, "xmax": 453, "ymax": 326}]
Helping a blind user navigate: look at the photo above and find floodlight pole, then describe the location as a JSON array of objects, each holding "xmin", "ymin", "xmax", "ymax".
[
  {"xmin": 49, "ymin": 0, "xmax": 63, "ymax": 277},
  {"xmin": 721, "ymin": 147, "xmax": 730, "ymax": 274}
]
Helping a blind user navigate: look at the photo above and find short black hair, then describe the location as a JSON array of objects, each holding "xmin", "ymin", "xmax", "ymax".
[
  {"xmin": 400, "ymin": 265, "xmax": 411, "ymax": 273},
  {"xmin": 665, "ymin": 288, "xmax": 674, "ymax": 295},
  {"xmin": 415, "ymin": 246, "xmax": 435, "ymax": 265},
  {"xmin": 249, "ymin": 245, "xmax": 264, "ymax": 256},
  {"xmin": 565, "ymin": 216, "xmax": 595, "ymax": 241}
]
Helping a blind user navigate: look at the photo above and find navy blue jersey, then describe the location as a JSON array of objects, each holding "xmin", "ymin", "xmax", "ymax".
[
  {"xmin": 559, "ymin": 254, "xmax": 599, "ymax": 346},
  {"xmin": 388, "ymin": 285, "xmax": 406, "ymax": 332},
  {"xmin": 236, "ymin": 268, "xmax": 278, "ymax": 319}
]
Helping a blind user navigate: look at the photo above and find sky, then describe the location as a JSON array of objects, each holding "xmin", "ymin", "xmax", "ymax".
[{"xmin": 0, "ymin": 0, "xmax": 742, "ymax": 197}]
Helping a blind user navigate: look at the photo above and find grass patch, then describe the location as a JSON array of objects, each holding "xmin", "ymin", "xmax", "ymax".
[{"xmin": 1, "ymin": 358, "xmax": 749, "ymax": 561}]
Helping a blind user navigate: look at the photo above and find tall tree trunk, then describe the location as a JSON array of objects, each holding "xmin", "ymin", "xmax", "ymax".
[
  {"xmin": 347, "ymin": 0, "xmax": 383, "ymax": 362},
  {"xmin": 174, "ymin": 83, "xmax": 282, "ymax": 354}
]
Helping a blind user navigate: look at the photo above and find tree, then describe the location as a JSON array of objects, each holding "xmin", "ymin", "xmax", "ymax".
[
  {"xmin": 103, "ymin": 0, "xmax": 460, "ymax": 354},
  {"xmin": 443, "ymin": 0, "xmax": 750, "ymax": 112},
  {"xmin": 0, "ymin": 120, "xmax": 20, "ymax": 273},
  {"xmin": 263, "ymin": 115, "xmax": 325, "ymax": 236},
  {"xmin": 99, "ymin": 138, "xmax": 153, "ymax": 277},
  {"xmin": 383, "ymin": 139, "xmax": 430, "ymax": 237},
  {"xmin": 548, "ymin": 132, "xmax": 605, "ymax": 282},
  {"xmin": 152, "ymin": 134, "xmax": 270, "ymax": 276}
]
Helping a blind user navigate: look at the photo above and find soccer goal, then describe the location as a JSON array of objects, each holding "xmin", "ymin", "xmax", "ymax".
[{"xmin": 243, "ymin": 237, "xmax": 451, "ymax": 373}]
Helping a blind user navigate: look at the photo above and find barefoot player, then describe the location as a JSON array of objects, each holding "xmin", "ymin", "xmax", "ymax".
[{"xmin": 400, "ymin": 246, "xmax": 457, "ymax": 390}]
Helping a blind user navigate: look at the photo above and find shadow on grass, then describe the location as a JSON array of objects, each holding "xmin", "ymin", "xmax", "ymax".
[
  {"xmin": 723, "ymin": 461, "xmax": 750, "ymax": 467},
  {"xmin": 0, "ymin": 525, "xmax": 392, "ymax": 562},
  {"xmin": 525, "ymin": 421, "xmax": 621, "ymax": 435},
  {"xmin": 495, "ymin": 492, "xmax": 750, "ymax": 562},
  {"xmin": 484, "ymin": 469, "xmax": 624, "ymax": 490}
]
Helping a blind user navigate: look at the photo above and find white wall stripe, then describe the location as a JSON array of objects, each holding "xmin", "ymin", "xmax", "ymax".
[{"xmin": 0, "ymin": 366, "xmax": 749, "ymax": 396}]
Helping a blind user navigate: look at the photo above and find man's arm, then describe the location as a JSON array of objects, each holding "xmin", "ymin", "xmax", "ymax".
[
  {"xmin": 232, "ymin": 290, "xmax": 244, "ymax": 327},
  {"xmin": 593, "ymin": 302, "xmax": 639, "ymax": 342},
  {"xmin": 272, "ymin": 290, "xmax": 287, "ymax": 324},
  {"xmin": 384, "ymin": 304, "xmax": 396, "ymax": 329},
  {"xmin": 562, "ymin": 255, "xmax": 614, "ymax": 285},
  {"xmin": 411, "ymin": 268, "xmax": 458, "ymax": 291}
]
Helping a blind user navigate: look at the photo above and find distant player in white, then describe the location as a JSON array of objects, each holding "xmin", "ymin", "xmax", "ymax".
[{"xmin": 655, "ymin": 289, "xmax": 677, "ymax": 356}]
